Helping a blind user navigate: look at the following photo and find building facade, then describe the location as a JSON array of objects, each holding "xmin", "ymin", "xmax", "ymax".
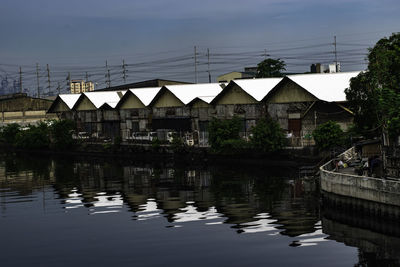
[{"xmin": 70, "ymin": 80, "xmax": 94, "ymax": 94}]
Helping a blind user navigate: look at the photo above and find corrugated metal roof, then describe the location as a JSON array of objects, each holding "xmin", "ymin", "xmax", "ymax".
[
  {"xmin": 83, "ymin": 91, "xmax": 126, "ymax": 108},
  {"xmin": 163, "ymin": 83, "xmax": 223, "ymax": 105},
  {"xmin": 232, "ymin": 78, "xmax": 283, "ymax": 101},
  {"xmin": 129, "ymin": 87, "xmax": 161, "ymax": 106},
  {"xmin": 59, "ymin": 94, "xmax": 81, "ymax": 109},
  {"xmin": 287, "ymin": 71, "xmax": 361, "ymax": 102}
]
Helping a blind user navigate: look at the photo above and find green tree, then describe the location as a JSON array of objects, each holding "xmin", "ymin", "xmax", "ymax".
[
  {"xmin": 208, "ymin": 117, "xmax": 242, "ymax": 151},
  {"xmin": 256, "ymin": 58, "xmax": 286, "ymax": 78},
  {"xmin": 15, "ymin": 122, "xmax": 50, "ymax": 149},
  {"xmin": 0, "ymin": 123, "xmax": 21, "ymax": 145},
  {"xmin": 249, "ymin": 118, "xmax": 285, "ymax": 152},
  {"xmin": 312, "ymin": 121, "xmax": 344, "ymax": 150},
  {"xmin": 345, "ymin": 33, "xmax": 400, "ymax": 138},
  {"xmin": 49, "ymin": 119, "xmax": 76, "ymax": 149}
]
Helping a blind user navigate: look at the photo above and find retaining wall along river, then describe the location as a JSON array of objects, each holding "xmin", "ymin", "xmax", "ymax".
[{"xmin": 320, "ymin": 147, "xmax": 400, "ymax": 210}]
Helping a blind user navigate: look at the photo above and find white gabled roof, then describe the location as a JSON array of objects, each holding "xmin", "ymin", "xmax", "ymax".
[
  {"xmin": 129, "ymin": 87, "xmax": 161, "ymax": 106},
  {"xmin": 163, "ymin": 83, "xmax": 223, "ymax": 105},
  {"xmin": 287, "ymin": 71, "xmax": 361, "ymax": 102},
  {"xmin": 83, "ymin": 91, "xmax": 126, "ymax": 108},
  {"xmin": 59, "ymin": 94, "xmax": 81, "ymax": 109},
  {"xmin": 233, "ymin": 78, "xmax": 283, "ymax": 101}
]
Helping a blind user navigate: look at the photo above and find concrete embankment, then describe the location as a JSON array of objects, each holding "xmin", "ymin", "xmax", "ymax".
[{"xmin": 320, "ymin": 147, "xmax": 400, "ymax": 216}]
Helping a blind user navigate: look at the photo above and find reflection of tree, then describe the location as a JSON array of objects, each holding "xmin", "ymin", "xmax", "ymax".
[
  {"xmin": 0, "ymin": 154, "xmax": 54, "ymax": 196},
  {"xmin": 269, "ymin": 178, "xmax": 320, "ymax": 237}
]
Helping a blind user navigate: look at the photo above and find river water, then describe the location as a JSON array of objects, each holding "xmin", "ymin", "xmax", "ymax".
[{"xmin": 0, "ymin": 153, "xmax": 399, "ymax": 266}]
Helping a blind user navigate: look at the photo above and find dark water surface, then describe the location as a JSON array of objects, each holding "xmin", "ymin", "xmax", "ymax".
[{"xmin": 0, "ymin": 154, "xmax": 398, "ymax": 266}]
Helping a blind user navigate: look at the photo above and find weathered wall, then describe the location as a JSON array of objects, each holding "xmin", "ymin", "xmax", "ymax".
[
  {"xmin": 152, "ymin": 90, "xmax": 183, "ymax": 108},
  {"xmin": 215, "ymin": 84, "xmax": 257, "ymax": 105},
  {"xmin": 119, "ymin": 94, "xmax": 146, "ymax": 109},
  {"xmin": 267, "ymin": 80, "xmax": 318, "ymax": 103},
  {"xmin": 0, "ymin": 95, "xmax": 57, "ymax": 125},
  {"xmin": 49, "ymin": 100, "xmax": 70, "ymax": 112},
  {"xmin": 75, "ymin": 97, "xmax": 96, "ymax": 111},
  {"xmin": 267, "ymin": 102, "xmax": 311, "ymax": 131}
]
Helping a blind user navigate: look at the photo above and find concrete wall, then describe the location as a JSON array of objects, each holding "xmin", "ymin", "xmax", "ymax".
[
  {"xmin": 0, "ymin": 95, "xmax": 56, "ymax": 125},
  {"xmin": 320, "ymin": 147, "xmax": 400, "ymax": 207}
]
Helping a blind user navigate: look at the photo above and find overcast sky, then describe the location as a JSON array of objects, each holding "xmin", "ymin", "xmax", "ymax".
[{"xmin": 0, "ymin": 0, "xmax": 399, "ymax": 93}]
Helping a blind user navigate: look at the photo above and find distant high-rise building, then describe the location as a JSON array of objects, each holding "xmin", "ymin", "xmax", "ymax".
[
  {"xmin": 1, "ymin": 77, "xmax": 9, "ymax": 95},
  {"xmin": 70, "ymin": 80, "xmax": 94, "ymax": 94},
  {"xmin": 311, "ymin": 62, "xmax": 341, "ymax": 73}
]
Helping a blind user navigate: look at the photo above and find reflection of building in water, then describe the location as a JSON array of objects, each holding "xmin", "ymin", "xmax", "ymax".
[
  {"xmin": 0, "ymin": 158, "xmax": 56, "ymax": 195},
  {"xmin": 268, "ymin": 178, "xmax": 320, "ymax": 237},
  {"xmin": 323, "ymin": 217, "xmax": 400, "ymax": 266},
  {"xmin": 1, "ymin": 156, "xmax": 321, "ymax": 240},
  {"xmin": 0, "ymin": 157, "xmax": 57, "ymax": 215}
]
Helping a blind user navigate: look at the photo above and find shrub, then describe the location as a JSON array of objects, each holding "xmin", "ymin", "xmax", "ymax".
[
  {"xmin": 218, "ymin": 139, "xmax": 248, "ymax": 154},
  {"xmin": 249, "ymin": 118, "xmax": 285, "ymax": 152},
  {"xmin": 208, "ymin": 117, "xmax": 242, "ymax": 150},
  {"xmin": 49, "ymin": 119, "xmax": 76, "ymax": 149},
  {"xmin": 171, "ymin": 133, "xmax": 185, "ymax": 152},
  {"xmin": 151, "ymin": 138, "xmax": 161, "ymax": 149},
  {"xmin": 113, "ymin": 136, "xmax": 122, "ymax": 146},
  {"xmin": 312, "ymin": 121, "xmax": 344, "ymax": 150},
  {"xmin": 15, "ymin": 122, "xmax": 50, "ymax": 149},
  {"xmin": 0, "ymin": 123, "xmax": 21, "ymax": 145}
]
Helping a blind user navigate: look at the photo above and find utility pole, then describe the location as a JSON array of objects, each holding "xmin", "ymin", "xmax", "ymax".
[
  {"xmin": 85, "ymin": 72, "xmax": 89, "ymax": 82},
  {"xmin": 264, "ymin": 49, "xmax": 267, "ymax": 60},
  {"xmin": 46, "ymin": 64, "xmax": 51, "ymax": 95},
  {"xmin": 207, "ymin": 48, "xmax": 211, "ymax": 83},
  {"xmin": 19, "ymin": 67, "xmax": 22, "ymax": 93},
  {"xmin": 122, "ymin": 59, "xmax": 127, "ymax": 83},
  {"xmin": 67, "ymin": 72, "xmax": 71, "ymax": 93},
  {"xmin": 334, "ymin": 36, "xmax": 338, "ymax": 72},
  {"xmin": 57, "ymin": 82, "xmax": 61, "ymax": 95},
  {"xmin": 194, "ymin": 46, "xmax": 198, "ymax": 83},
  {"xmin": 105, "ymin": 60, "xmax": 111, "ymax": 88},
  {"xmin": 107, "ymin": 70, "xmax": 111, "ymax": 87},
  {"xmin": 36, "ymin": 63, "xmax": 40, "ymax": 98}
]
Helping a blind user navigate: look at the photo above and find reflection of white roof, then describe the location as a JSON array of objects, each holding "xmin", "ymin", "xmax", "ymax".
[
  {"xmin": 83, "ymin": 91, "xmax": 126, "ymax": 108},
  {"xmin": 164, "ymin": 83, "xmax": 223, "ymax": 105},
  {"xmin": 59, "ymin": 94, "xmax": 81, "ymax": 109},
  {"xmin": 233, "ymin": 78, "xmax": 283, "ymax": 101},
  {"xmin": 287, "ymin": 71, "xmax": 361, "ymax": 102},
  {"xmin": 129, "ymin": 87, "xmax": 161, "ymax": 106}
]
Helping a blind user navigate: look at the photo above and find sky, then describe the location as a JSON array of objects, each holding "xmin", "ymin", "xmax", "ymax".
[{"xmin": 0, "ymin": 0, "xmax": 399, "ymax": 95}]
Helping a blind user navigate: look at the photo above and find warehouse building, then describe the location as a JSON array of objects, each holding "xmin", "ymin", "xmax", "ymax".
[{"xmin": 47, "ymin": 71, "xmax": 360, "ymax": 146}]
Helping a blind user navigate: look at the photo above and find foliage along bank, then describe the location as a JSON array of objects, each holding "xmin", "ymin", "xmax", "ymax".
[{"xmin": 0, "ymin": 120, "xmax": 76, "ymax": 150}]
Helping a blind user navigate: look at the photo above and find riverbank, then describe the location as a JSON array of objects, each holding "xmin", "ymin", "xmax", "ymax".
[
  {"xmin": 320, "ymin": 147, "xmax": 400, "ymax": 219},
  {"xmin": 2, "ymin": 142, "xmax": 322, "ymax": 170}
]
